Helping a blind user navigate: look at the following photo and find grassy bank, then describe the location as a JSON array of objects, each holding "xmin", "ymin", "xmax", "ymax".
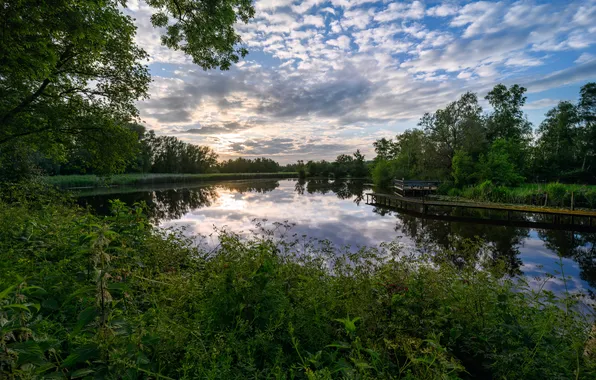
[
  {"xmin": 1, "ymin": 182, "xmax": 595, "ymax": 378},
  {"xmin": 44, "ymin": 172, "xmax": 299, "ymax": 188},
  {"xmin": 443, "ymin": 181, "xmax": 596, "ymax": 209}
]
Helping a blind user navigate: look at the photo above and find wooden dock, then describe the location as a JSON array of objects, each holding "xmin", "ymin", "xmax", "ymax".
[
  {"xmin": 394, "ymin": 179, "xmax": 441, "ymax": 196},
  {"xmin": 365, "ymin": 192, "xmax": 596, "ymax": 231}
]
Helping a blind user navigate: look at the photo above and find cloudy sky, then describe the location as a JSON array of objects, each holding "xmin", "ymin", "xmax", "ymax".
[{"xmin": 126, "ymin": 0, "xmax": 596, "ymax": 163}]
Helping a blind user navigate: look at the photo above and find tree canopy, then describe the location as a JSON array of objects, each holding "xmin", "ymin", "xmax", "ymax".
[
  {"xmin": 373, "ymin": 82, "xmax": 596, "ymax": 187},
  {"xmin": 0, "ymin": 0, "xmax": 254, "ymax": 178}
]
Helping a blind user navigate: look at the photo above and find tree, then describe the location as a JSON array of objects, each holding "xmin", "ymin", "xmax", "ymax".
[
  {"xmin": 477, "ymin": 139, "xmax": 524, "ymax": 186},
  {"xmin": 420, "ymin": 92, "xmax": 485, "ymax": 176},
  {"xmin": 535, "ymin": 102, "xmax": 581, "ymax": 180},
  {"xmin": 452, "ymin": 150, "xmax": 475, "ymax": 187},
  {"xmin": 392, "ymin": 129, "xmax": 427, "ymax": 179},
  {"xmin": 0, "ymin": 0, "xmax": 254, "ymax": 178},
  {"xmin": 373, "ymin": 138, "xmax": 398, "ymax": 162},
  {"xmin": 578, "ymin": 82, "xmax": 596, "ymax": 178},
  {"xmin": 351, "ymin": 150, "xmax": 369, "ymax": 177},
  {"xmin": 485, "ymin": 84, "xmax": 532, "ymax": 143}
]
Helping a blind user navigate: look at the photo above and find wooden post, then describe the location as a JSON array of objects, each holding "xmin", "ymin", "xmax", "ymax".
[
  {"xmin": 571, "ymin": 192, "xmax": 574, "ymax": 211},
  {"xmin": 544, "ymin": 192, "xmax": 548, "ymax": 207}
]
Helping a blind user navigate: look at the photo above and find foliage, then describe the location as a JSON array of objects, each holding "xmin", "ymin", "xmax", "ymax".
[
  {"xmin": 0, "ymin": 0, "xmax": 254, "ymax": 179},
  {"xmin": 373, "ymin": 82, "xmax": 596, "ymax": 190},
  {"xmin": 219, "ymin": 157, "xmax": 281, "ymax": 173},
  {"xmin": 372, "ymin": 160, "xmax": 394, "ymax": 187},
  {"xmin": 1, "ymin": 186, "xmax": 595, "ymax": 378},
  {"xmin": 477, "ymin": 139, "xmax": 525, "ymax": 187},
  {"xmin": 147, "ymin": 0, "xmax": 254, "ymax": 70},
  {"xmin": 451, "ymin": 150, "xmax": 475, "ymax": 186},
  {"xmin": 44, "ymin": 172, "xmax": 299, "ymax": 188}
]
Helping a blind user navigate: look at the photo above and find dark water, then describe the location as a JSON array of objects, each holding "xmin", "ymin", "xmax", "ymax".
[{"xmin": 77, "ymin": 179, "xmax": 596, "ymax": 297}]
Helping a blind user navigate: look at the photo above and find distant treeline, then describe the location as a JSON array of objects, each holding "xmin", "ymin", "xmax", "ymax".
[
  {"xmin": 371, "ymin": 82, "xmax": 596, "ymax": 188},
  {"xmin": 39, "ymin": 128, "xmax": 372, "ymax": 178}
]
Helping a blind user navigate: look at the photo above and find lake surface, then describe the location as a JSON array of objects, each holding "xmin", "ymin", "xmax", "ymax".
[{"xmin": 78, "ymin": 179, "xmax": 596, "ymax": 297}]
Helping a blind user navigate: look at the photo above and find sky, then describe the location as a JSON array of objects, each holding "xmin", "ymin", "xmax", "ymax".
[{"xmin": 125, "ymin": 0, "xmax": 596, "ymax": 164}]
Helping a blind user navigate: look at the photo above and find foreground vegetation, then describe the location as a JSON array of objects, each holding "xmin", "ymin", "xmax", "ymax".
[
  {"xmin": 44, "ymin": 172, "xmax": 299, "ymax": 188},
  {"xmin": 1, "ymin": 182, "xmax": 595, "ymax": 379}
]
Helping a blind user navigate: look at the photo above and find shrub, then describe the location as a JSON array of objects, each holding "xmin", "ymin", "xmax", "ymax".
[
  {"xmin": 1, "ymin": 185, "xmax": 595, "ymax": 379},
  {"xmin": 546, "ymin": 182, "xmax": 569, "ymax": 207},
  {"xmin": 372, "ymin": 160, "xmax": 394, "ymax": 188}
]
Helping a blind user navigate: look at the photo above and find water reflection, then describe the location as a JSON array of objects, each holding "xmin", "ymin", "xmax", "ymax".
[{"xmin": 78, "ymin": 179, "xmax": 596, "ymax": 294}]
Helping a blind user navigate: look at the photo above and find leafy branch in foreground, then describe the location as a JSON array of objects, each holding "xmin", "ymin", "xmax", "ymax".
[{"xmin": 0, "ymin": 0, "xmax": 255, "ymax": 179}]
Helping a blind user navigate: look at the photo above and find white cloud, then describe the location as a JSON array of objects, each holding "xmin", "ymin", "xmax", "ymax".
[
  {"xmin": 427, "ymin": 3, "xmax": 459, "ymax": 17},
  {"xmin": 451, "ymin": 1, "xmax": 505, "ymax": 38},
  {"xmin": 524, "ymin": 98, "xmax": 560, "ymax": 110},
  {"xmin": 327, "ymin": 35, "xmax": 352, "ymax": 50},
  {"xmin": 576, "ymin": 53, "xmax": 595, "ymax": 64},
  {"xmin": 255, "ymin": 0, "xmax": 293, "ymax": 11},
  {"xmin": 374, "ymin": 1, "xmax": 425, "ymax": 22},
  {"xmin": 126, "ymin": 0, "xmax": 596, "ymax": 161}
]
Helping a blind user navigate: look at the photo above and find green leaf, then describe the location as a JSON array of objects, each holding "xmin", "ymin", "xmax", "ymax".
[
  {"xmin": 73, "ymin": 306, "xmax": 97, "ymax": 334},
  {"xmin": 0, "ymin": 285, "xmax": 15, "ymax": 300},
  {"xmin": 71, "ymin": 368, "xmax": 95, "ymax": 378},
  {"xmin": 42, "ymin": 298, "xmax": 59, "ymax": 310},
  {"xmin": 61, "ymin": 344, "xmax": 99, "ymax": 368}
]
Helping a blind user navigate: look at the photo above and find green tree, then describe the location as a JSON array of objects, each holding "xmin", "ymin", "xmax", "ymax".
[
  {"xmin": 452, "ymin": 150, "xmax": 475, "ymax": 187},
  {"xmin": 477, "ymin": 139, "xmax": 524, "ymax": 186},
  {"xmin": 485, "ymin": 84, "xmax": 532, "ymax": 143},
  {"xmin": 578, "ymin": 82, "xmax": 596, "ymax": 178},
  {"xmin": 371, "ymin": 160, "xmax": 394, "ymax": 187},
  {"xmin": 420, "ymin": 92, "xmax": 485, "ymax": 176},
  {"xmin": 0, "ymin": 0, "xmax": 254, "ymax": 178},
  {"xmin": 373, "ymin": 137, "xmax": 398, "ymax": 162},
  {"xmin": 535, "ymin": 101, "xmax": 581, "ymax": 180}
]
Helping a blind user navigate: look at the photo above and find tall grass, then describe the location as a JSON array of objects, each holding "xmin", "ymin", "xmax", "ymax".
[
  {"xmin": 44, "ymin": 172, "xmax": 299, "ymax": 188},
  {"xmin": 446, "ymin": 181, "xmax": 596, "ymax": 209}
]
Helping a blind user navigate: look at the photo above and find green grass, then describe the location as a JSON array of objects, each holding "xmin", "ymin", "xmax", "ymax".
[
  {"xmin": 44, "ymin": 172, "xmax": 299, "ymax": 188},
  {"xmin": 1, "ymin": 182, "xmax": 595, "ymax": 378},
  {"xmin": 443, "ymin": 181, "xmax": 596, "ymax": 210}
]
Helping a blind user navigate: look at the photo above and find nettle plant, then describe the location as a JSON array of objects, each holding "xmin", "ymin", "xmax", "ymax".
[{"xmin": 1, "ymin": 189, "xmax": 596, "ymax": 378}]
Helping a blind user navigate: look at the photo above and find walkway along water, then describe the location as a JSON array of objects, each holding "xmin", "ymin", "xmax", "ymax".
[{"xmin": 365, "ymin": 192, "xmax": 596, "ymax": 233}]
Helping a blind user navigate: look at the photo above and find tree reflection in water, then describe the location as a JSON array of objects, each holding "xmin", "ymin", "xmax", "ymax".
[
  {"xmin": 78, "ymin": 180, "xmax": 282, "ymax": 221},
  {"xmin": 79, "ymin": 179, "xmax": 595, "ymax": 291}
]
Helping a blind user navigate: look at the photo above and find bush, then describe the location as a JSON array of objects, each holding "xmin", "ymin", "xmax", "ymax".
[
  {"xmin": 447, "ymin": 187, "xmax": 462, "ymax": 197},
  {"xmin": 546, "ymin": 182, "xmax": 569, "ymax": 207},
  {"xmin": 372, "ymin": 160, "xmax": 394, "ymax": 188},
  {"xmin": 1, "ymin": 186, "xmax": 595, "ymax": 378}
]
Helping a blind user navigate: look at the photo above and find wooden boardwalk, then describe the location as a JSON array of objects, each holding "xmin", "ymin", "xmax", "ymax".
[{"xmin": 365, "ymin": 192, "xmax": 596, "ymax": 231}]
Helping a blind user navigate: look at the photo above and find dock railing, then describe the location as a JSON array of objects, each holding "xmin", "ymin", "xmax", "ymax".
[{"xmin": 394, "ymin": 179, "xmax": 441, "ymax": 193}]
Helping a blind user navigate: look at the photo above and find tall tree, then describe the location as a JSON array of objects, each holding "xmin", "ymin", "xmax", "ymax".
[
  {"xmin": 420, "ymin": 92, "xmax": 485, "ymax": 176},
  {"xmin": 578, "ymin": 83, "xmax": 596, "ymax": 177},
  {"xmin": 535, "ymin": 102, "xmax": 581, "ymax": 180},
  {"xmin": 0, "ymin": 0, "xmax": 254, "ymax": 178},
  {"xmin": 485, "ymin": 84, "xmax": 532, "ymax": 143}
]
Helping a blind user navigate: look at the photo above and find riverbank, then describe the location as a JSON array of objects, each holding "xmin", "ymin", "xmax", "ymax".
[
  {"xmin": 444, "ymin": 181, "xmax": 596, "ymax": 210},
  {"xmin": 44, "ymin": 172, "xmax": 299, "ymax": 188},
  {"xmin": 1, "ymin": 182, "xmax": 594, "ymax": 378}
]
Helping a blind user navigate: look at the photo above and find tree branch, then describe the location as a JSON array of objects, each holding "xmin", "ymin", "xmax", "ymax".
[{"xmin": 0, "ymin": 46, "xmax": 73, "ymax": 125}]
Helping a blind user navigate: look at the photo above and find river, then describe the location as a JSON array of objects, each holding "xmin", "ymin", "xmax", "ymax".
[{"xmin": 77, "ymin": 178, "xmax": 596, "ymax": 298}]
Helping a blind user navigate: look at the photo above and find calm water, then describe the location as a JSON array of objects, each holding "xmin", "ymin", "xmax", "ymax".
[{"xmin": 78, "ymin": 179, "xmax": 596, "ymax": 296}]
